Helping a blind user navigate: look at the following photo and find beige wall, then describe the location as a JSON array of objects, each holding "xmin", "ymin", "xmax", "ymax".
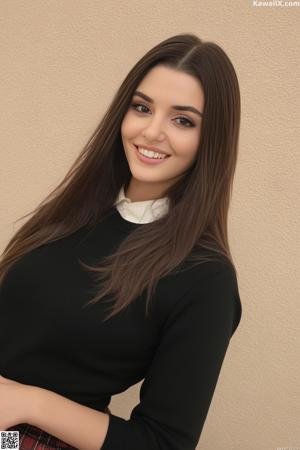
[{"xmin": 1, "ymin": 1, "xmax": 299, "ymax": 449}]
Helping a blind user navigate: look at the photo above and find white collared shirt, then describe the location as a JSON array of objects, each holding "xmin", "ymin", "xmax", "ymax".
[{"xmin": 115, "ymin": 185, "xmax": 170, "ymax": 224}]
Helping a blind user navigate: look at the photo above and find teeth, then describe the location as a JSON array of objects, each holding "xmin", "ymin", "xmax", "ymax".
[{"xmin": 138, "ymin": 147, "xmax": 167, "ymax": 159}]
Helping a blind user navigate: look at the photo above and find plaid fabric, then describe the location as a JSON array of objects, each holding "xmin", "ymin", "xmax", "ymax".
[
  {"xmin": 6, "ymin": 423, "xmax": 77, "ymax": 449},
  {"xmin": 6, "ymin": 406, "xmax": 111, "ymax": 449}
]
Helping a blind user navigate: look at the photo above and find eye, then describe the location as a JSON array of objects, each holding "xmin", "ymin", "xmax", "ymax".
[
  {"xmin": 130, "ymin": 103, "xmax": 195, "ymax": 128},
  {"xmin": 176, "ymin": 117, "xmax": 195, "ymax": 128},
  {"xmin": 131, "ymin": 103, "xmax": 149, "ymax": 114}
]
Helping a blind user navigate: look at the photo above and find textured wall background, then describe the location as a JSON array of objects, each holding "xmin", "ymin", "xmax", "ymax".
[{"xmin": 1, "ymin": 1, "xmax": 299, "ymax": 449}]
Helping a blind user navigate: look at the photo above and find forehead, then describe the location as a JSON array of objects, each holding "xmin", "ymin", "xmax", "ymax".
[{"xmin": 135, "ymin": 65, "xmax": 205, "ymax": 109}]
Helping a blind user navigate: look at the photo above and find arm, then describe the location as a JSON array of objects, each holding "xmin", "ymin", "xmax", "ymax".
[
  {"xmin": 32, "ymin": 262, "xmax": 241, "ymax": 450},
  {"xmin": 31, "ymin": 388, "xmax": 109, "ymax": 450}
]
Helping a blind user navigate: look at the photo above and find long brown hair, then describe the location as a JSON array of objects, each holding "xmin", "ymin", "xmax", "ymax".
[{"xmin": 0, "ymin": 33, "xmax": 241, "ymax": 322}]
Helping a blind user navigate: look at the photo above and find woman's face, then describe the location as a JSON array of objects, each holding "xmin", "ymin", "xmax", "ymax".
[{"xmin": 121, "ymin": 65, "xmax": 205, "ymax": 200}]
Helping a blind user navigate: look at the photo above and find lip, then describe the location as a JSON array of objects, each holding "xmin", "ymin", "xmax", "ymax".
[
  {"xmin": 134, "ymin": 145, "xmax": 170, "ymax": 165},
  {"xmin": 135, "ymin": 144, "xmax": 170, "ymax": 156}
]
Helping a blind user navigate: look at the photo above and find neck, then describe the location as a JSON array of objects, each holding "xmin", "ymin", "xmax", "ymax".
[{"xmin": 125, "ymin": 179, "xmax": 169, "ymax": 202}]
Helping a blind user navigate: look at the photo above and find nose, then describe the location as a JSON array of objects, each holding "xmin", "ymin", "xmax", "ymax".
[{"xmin": 142, "ymin": 116, "xmax": 166, "ymax": 141}]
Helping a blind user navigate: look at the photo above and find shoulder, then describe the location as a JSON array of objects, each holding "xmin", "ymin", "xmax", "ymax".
[
  {"xmin": 186, "ymin": 258, "xmax": 242, "ymax": 336},
  {"xmin": 159, "ymin": 257, "xmax": 242, "ymax": 337},
  {"xmin": 171, "ymin": 255, "xmax": 238, "ymax": 293}
]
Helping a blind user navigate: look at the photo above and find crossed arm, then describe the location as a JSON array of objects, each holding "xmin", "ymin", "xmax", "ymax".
[
  {"xmin": 4, "ymin": 263, "xmax": 240, "ymax": 450},
  {"xmin": 31, "ymin": 387, "xmax": 109, "ymax": 450}
]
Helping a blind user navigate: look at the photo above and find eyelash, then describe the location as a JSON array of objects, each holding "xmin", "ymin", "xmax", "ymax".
[{"xmin": 129, "ymin": 103, "xmax": 195, "ymax": 128}]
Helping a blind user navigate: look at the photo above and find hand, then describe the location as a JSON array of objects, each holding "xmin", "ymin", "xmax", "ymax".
[{"xmin": 0, "ymin": 374, "xmax": 38, "ymax": 430}]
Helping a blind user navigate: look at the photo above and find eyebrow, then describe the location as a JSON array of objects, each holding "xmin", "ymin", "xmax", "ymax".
[{"xmin": 133, "ymin": 90, "xmax": 203, "ymax": 117}]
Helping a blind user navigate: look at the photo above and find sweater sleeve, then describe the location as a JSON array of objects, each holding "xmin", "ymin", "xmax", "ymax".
[{"xmin": 100, "ymin": 263, "xmax": 242, "ymax": 450}]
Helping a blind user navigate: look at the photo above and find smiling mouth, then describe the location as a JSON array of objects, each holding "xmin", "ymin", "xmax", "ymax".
[{"xmin": 134, "ymin": 145, "xmax": 171, "ymax": 159}]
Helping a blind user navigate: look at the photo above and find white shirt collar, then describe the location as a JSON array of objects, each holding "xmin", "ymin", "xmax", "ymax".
[{"xmin": 115, "ymin": 185, "xmax": 170, "ymax": 224}]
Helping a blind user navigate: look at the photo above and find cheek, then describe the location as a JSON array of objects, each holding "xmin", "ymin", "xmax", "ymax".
[
  {"xmin": 121, "ymin": 112, "xmax": 139, "ymax": 138},
  {"xmin": 120, "ymin": 113, "xmax": 133, "ymax": 138},
  {"xmin": 120, "ymin": 116, "xmax": 128, "ymax": 139},
  {"xmin": 174, "ymin": 132, "xmax": 200, "ymax": 162}
]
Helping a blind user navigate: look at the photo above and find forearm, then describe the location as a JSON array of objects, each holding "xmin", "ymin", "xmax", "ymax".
[{"xmin": 30, "ymin": 388, "xmax": 109, "ymax": 450}]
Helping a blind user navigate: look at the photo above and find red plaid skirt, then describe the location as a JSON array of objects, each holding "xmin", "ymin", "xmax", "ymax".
[{"xmin": 6, "ymin": 406, "xmax": 111, "ymax": 449}]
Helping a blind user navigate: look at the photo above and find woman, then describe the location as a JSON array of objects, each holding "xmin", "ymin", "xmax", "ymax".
[{"xmin": 0, "ymin": 33, "xmax": 242, "ymax": 450}]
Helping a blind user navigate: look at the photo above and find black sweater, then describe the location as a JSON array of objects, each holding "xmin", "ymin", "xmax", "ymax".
[{"xmin": 0, "ymin": 206, "xmax": 242, "ymax": 450}]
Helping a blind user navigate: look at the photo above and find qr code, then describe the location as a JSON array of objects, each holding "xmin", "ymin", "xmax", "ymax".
[{"xmin": 1, "ymin": 431, "xmax": 19, "ymax": 449}]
